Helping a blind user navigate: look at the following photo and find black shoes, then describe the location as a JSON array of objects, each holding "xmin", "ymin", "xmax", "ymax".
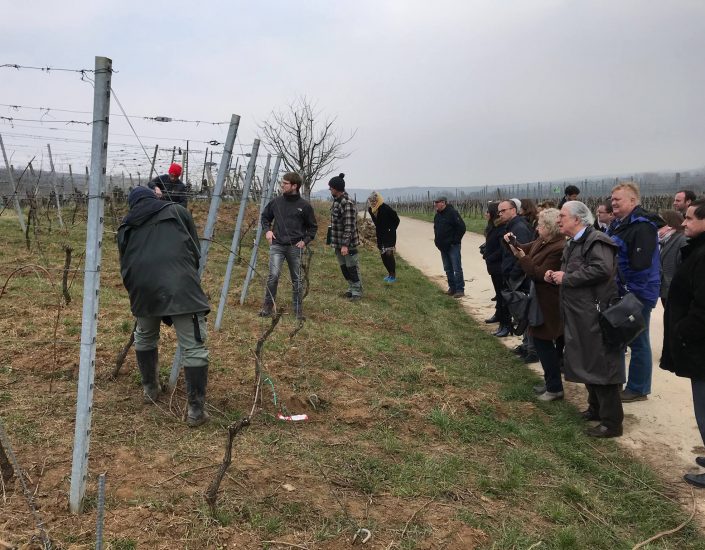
[
  {"xmin": 485, "ymin": 313, "xmax": 499, "ymax": 323},
  {"xmin": 585, "ymin": 424, "xmax": 622, "ymax": 438},
  {"xmin": 621, "ymin": 389, "xmax": 648, "ymax": 402},
  {"xmin": 684, "ymin": 473, "xmax": 705, "ymax": 488},
  {"xmin": 523, "ymin": 352, "xmax": 539, "ymax": 363},
  {"xmin": 493, "ymin": 325, "xmax": 512, "ymax": 337},
  {"xmin": 696, "ymin": 457, "xmax": 705, "ymax": 468},
  {"xmin": 580, "ymin": 409, "xmax": 601, "ymax": 421},
  {"xmin": 453, "ymin": 291, "xmax": 465, "ymax": 299},
  {"xmin": 513, "ymin": 345, "xmax": 526, "ymax": 356}
]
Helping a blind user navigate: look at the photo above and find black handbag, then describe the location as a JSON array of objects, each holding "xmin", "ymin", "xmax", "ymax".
[
  {"xmin": 501, "ymin": 277, "xmax": 531, "ymax": 335},
  {"xmin": 527, "ymin": 281, "xmax": 544, "ymax": 327},
  {"xmin": 598, "ymin": 292, "xmax": 646, "ymax": 349}
]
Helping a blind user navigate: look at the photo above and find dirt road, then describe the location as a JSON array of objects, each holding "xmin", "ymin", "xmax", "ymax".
[{"xmin": 395, "ymin": 215, "xmax": 704, "ymax": 488}]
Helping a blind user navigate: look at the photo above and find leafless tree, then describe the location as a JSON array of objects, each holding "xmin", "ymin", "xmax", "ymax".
[{"xmin": 260, "ymin": 96, "xmax": 354, "ymax": 199}]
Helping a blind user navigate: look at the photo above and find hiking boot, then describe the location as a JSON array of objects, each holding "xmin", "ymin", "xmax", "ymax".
[
  {"xmin": 446, "ymin": 288, "xmax": 454, "ymax": 296},
  {"xmin": 136, "ymin": 349, "xmax": 160, "ymax": 404},
  {"xmin": 684, "ymin": 473, "xmax": 705, "ymax": 488},
  {"xmin": 585, "ymin": 424, "xmax": 623, "ymax": 438},
  {"xmin": 620, "ymin": 389, "xmax": 647, "ymax": 402},
  {"xmin": 341, "ymin": 290, "xmax": 353, "ymax": 298},
  {"xmin": 184, "ymin": 366, "xmax": 210, "ymax": 427},
  {"xmin": 537, "ymin": 390, "xmax": 564, "ymax": 402}
]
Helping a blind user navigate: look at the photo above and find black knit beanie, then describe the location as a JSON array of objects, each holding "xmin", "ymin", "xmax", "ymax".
[{"xmin": 328, "ymin": 173, "xmax": 346, "ymax": 191}]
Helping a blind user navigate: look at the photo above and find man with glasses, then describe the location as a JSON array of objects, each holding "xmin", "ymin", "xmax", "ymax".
[
  {"xmin": 259, "ymin": 172, "xmax": 318, "ymax": 320},
  {"xmin": 495, "ymin": 199, "xmax": 535, "ymax": 336}
]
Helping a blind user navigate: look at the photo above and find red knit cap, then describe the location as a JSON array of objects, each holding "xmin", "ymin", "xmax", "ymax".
[{"xmin": 168, "ymin": 163, "xmax": 183, "ymax": 177}]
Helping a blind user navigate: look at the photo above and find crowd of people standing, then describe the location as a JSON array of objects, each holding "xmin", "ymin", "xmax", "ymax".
[
  {"xmin": 118, "ymin": 166, "xmax": 705, "ymax": 488},
  {"xmin": 476, "ymin": 183, "xmax": 705, "ymax": 487}
]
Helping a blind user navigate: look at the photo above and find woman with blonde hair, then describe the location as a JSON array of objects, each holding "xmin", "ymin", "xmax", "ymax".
[
  {"xmin": 506, "ymin": 208, "xmax": 566, "ymax": 400},
  {"xmin": 368, "ymin": 191, "xmax": 400, "ymax": 282}
]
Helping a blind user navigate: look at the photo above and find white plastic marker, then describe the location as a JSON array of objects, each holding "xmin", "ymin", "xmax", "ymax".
[{"xmin": 277, "ymin": 413, "xmax": 309, "ymax": 422}]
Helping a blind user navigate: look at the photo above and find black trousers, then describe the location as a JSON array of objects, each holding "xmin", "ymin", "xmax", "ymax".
[
  {"xmin": 533, "ymin": 336, "xmax": 563, "ymax": 393},
  {"xmin": 586, "ymin": 383, "xmax": 624, "ymax": 431}
]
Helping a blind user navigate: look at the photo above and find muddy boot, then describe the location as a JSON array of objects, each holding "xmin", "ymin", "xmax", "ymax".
[
  {"xmin": 184, "ymin": 365, "xmax": 210, "ymax": 427},
  {"xmin": 135, "ymin": 349, "xmax": 160, "ymax": 404}
]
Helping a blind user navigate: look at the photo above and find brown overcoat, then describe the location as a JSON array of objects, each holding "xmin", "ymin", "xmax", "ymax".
[
  {"xmin": 560, "ymin": 226, "xmax": 624, "ymax": 385},
  {"xmin": 517, "ymin": 236, "xmax": 566, "ymax": 340}
]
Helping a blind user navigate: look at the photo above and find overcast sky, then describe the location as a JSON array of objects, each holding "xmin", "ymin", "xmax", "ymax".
[{"xmin": 2, "ymin": 0, "xmax": 704, "ymax": 190}]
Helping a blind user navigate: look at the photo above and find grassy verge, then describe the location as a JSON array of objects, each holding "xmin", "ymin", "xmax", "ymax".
[
  {"xmin": 403, "ymin": 210, "xmax": 486, "ymax": 234},
  {"xmin": 0, "ymin": 203, "xmax": 702, "ymax": 548}
]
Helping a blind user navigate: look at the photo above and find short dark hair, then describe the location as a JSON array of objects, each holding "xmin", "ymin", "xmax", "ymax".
[
  {"xmin": 564, "ymin": 185, "xmax": 580, "ymax": 196},
  {"xmin": 598, "ymin": 200, "xmax": 613, "ymax": 213},
  {"xmin": 282, "ymin": 172, "xmax": 302, "ymax": 190},
  {"xmin": 677, "ymin": 189, "xmax": 697, "ymax": 202},
  {"xmin": 690, "ymin": 199, "xmax": 705, "ymax": 220}
]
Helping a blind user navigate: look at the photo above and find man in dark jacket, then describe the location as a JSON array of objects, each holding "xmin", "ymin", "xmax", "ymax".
[
  {"xmin": 557, "ymin": 184, "xmax": 580, "ymax": 208},
  {"xmin": 661, "ymin": 199, "xmax": 705, "ymax": 487},
  {"xmin": 149, "ymin": 163, "xmax": 189, "ymax": 206},
  {"xmin": 117, "ymin": 186, "xmax": 210, "ymax": 427},
  {"xmin": 607, "ymin": 182, "xmax": 663, "ymax": 402},
  {"xmin": 260, "ymin": 172, "xmax": 318, "ymax": 320},
  {"xmin": 329, "ymin": 173, "xmax": 362, "ymax": 301},
  {"xmin": 433, "ymin": 196, "xmax": 466, "ymax": 298},
  {"xmin": 494, "ymin": 199, "xmax": 535, "ymax": 337}
]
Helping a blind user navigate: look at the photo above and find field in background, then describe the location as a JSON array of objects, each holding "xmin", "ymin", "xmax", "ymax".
[{"xmin": 0, "ymin": 201, "xmax": 702, "ymax": 548}]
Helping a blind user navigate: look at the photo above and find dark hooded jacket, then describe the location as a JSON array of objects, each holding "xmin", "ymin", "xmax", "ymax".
[
  {"xmin": 660, "ymin": 232, "xmax": 705, "ymax": 380},
  {"xmin": 607, "ymin": 206, "xmax": 663, "ymax": 307},
  {"xmin": 560, "ymin": 226, "xmax": 624, "ymax": 385},
  {"xmin": 149, "ymin": 174, "xmax": 189, "ymax": 206},
  {"xmin": 117, "ymin": 190, "xmax": 209, "ymax": 317},
  {"xmin": 433, "ymin": 204, "xmax": 466, "ymax": 250}
]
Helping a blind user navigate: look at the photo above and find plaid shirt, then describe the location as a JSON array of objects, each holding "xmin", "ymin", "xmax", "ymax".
[{"xmin": 330, "ymin": 192, "xmax": 360, "ymax": 248}]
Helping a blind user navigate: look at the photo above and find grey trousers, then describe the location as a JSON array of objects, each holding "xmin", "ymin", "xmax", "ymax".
[
  {"xmin": 335, "ymin": 248, "xmax": 362, "ymax": 297},
  {"xmin": 134, "ymin": 312, "xmax": 208, "ymax": 368}
]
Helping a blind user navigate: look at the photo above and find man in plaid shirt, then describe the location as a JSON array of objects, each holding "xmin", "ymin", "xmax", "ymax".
[{"xmin": 329, "ymin": 173, "xmax": 362, "ymax": 300}]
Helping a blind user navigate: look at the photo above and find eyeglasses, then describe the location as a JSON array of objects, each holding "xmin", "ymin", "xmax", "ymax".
[{"xmin": 498, "ymin": 209, "xmax": 511, "ymax": 214}]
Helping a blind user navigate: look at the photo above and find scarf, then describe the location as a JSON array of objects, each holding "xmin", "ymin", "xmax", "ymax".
[{"xmin": 369, "ymin": 191, "xmax": 384, "ymax": 215}]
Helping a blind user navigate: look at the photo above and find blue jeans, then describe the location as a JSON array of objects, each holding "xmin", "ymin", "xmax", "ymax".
[
  {"xmin": 440, "ymin": 244, "xmax": 464, "ymax": 293},
  {"xmin": 263, "ymin": 243, "xmax": 303, "ymax": 315},
  {"xmin": 624, "ymin": 303, "xmax": 653, "ymax": 395}
]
